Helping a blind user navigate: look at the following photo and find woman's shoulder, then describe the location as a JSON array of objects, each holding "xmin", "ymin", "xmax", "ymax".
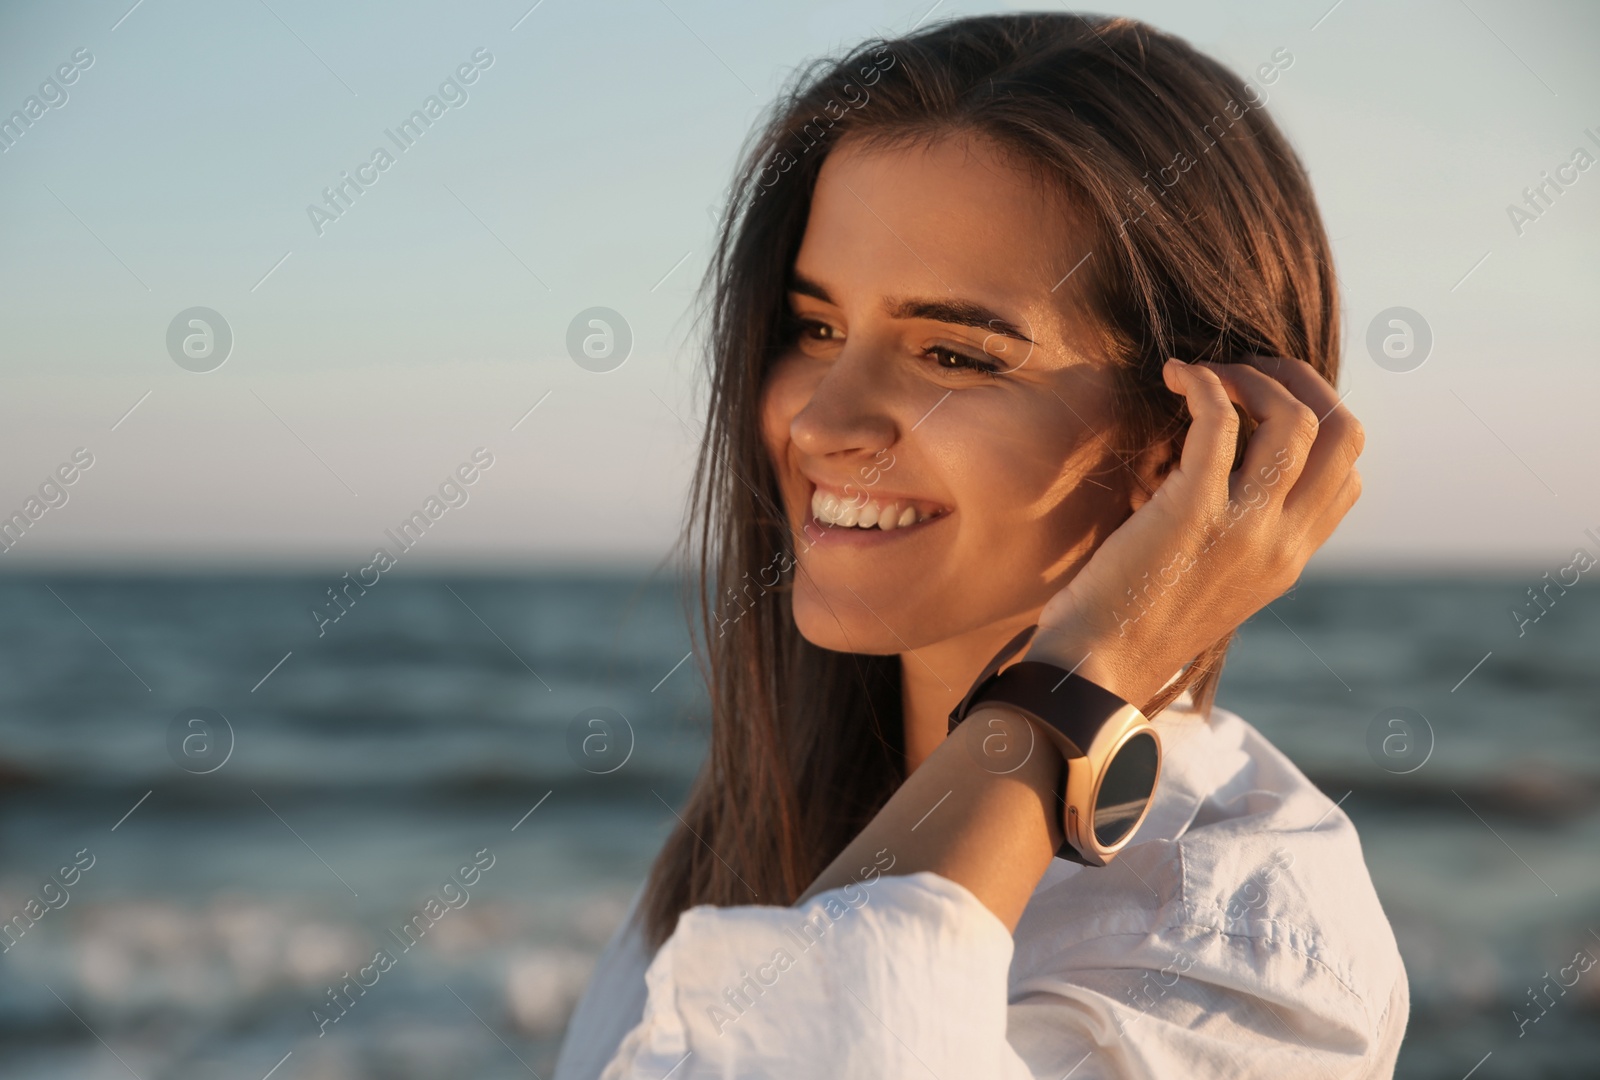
[
  {"xmin": 1175, "ymin": 704, "xmax": 1403, "ymax": 990},
  {"xmin": 1011, "ymin": 699, "xmax": 1408, "ymax": 1054}
]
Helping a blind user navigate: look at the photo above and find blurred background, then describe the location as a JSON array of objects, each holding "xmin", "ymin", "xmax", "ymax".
[{"xmin": 0, "ymin": 1, "xmax": 1596, "ymax": 1077}]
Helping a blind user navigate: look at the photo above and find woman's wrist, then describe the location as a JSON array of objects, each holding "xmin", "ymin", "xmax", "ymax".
[
  {"xmin": 1022, "ymin": 624, "xmax": 1167, "ymax": 711},
  {"xmin": 954, "ymin": 706, "xmax": 1068, "ymax": 853}
]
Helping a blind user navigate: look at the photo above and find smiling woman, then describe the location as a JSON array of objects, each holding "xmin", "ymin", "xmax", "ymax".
[{"xmin": 554, "ymin": 12, "xmax": 1401, "ymax": 1080}]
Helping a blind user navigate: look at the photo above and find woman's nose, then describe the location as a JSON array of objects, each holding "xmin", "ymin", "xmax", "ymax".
[{"xmin": 788, "ymin": 345, "xmax": 899, "ymax": 460}]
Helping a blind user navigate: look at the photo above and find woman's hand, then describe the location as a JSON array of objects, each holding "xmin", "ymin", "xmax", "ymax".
[{"xmin": 1027, "ymin": 356, "xmax": 1365, "ymax": 709}]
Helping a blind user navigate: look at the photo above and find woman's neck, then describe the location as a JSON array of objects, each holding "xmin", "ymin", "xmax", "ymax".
[{"xmin": 900, "ymin": 615, "xmax": 1039, "ymax": 774}]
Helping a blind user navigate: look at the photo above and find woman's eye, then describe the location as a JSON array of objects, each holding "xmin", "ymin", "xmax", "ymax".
[
  {"xmin": 925, "ymin": 345, "xmax": 1002, "ymax": 377},
  {"xmin": 784, "ymin": 314, "xmax": 1000, "ymax": 378},
  {"xmin": 787, "ymin": 315, "xmax": 839, "ymax": 343}
]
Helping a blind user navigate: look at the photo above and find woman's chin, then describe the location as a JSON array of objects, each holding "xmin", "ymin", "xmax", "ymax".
[{"xmin": 789, "ymin": 585, "xmax": 913, "ymax": 656}]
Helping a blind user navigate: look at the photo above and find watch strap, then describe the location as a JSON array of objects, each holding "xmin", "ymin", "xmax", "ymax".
[{"xmin": 962, "ymin": 661, "xmax": 1134, "ymax": 759}]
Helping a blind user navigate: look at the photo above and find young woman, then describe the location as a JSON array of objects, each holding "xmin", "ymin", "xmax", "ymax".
[{"xmin": 555, "ymin": 13, "xmax": 1406, "ymax": 1079}]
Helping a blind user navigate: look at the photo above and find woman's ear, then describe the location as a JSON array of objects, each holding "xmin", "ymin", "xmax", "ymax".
[{"xmin": 1127, "ymin": 435, "xmax": 1178, "ymax": 512}]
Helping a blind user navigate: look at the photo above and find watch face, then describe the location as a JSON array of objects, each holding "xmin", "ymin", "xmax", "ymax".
[{"xmin": 1092, "ymin": 730, "xmax": 1160, "ymax": 847}]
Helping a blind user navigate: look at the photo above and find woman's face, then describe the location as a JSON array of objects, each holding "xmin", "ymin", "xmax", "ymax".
[{"xmin": 760, "ymin": 131, "xmax": 1144, "ymax": 659}]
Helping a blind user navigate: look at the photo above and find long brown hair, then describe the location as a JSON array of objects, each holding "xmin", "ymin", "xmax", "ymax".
[{"xmin": 640, "ymin": 12, "xmax": 1339, "ymax": 949}]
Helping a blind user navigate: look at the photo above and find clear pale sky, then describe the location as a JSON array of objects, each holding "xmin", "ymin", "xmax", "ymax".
[{"xmin": 0, "ymin": 0, "xmax": 1595, "ymax": 571}]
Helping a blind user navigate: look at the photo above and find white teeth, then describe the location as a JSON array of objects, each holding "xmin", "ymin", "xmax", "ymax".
[{"xmin": 811, "ymin": 488, "xmax": 934, "ymax": 530}]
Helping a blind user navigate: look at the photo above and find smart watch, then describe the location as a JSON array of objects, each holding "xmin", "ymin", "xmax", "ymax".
[{"xmin": 947, "ymin": 624, "xmax": 1162, "ymax": 866}]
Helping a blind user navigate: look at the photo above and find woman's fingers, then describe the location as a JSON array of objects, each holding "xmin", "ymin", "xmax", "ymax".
[
  {"xmin": 1163, "ymin": 360, "xmax": 1239, "ymax": 495},
  {"xmin": 1196, "ymin": 362, "xmax": 1318, "ymax": 502},
  {"xmin": 1237, "ymin": 355, "xmax": 1364, "ymax": 518},
  {"xmin": 1301, "ymin": 465, "xmax": 1363, "ymax": 559}
]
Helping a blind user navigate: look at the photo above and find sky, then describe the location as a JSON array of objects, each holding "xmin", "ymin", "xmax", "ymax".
[{"xmin": 0, "ymin": 0, "xmax": 1596, "ymax": 572}]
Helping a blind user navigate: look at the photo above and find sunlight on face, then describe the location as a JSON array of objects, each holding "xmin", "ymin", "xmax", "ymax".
[{"xmin": 760, "ymin": 131, "xmax": 1140, "ymax": 657}]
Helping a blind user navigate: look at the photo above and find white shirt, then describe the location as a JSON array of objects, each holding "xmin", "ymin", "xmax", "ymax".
[{"xmin": 552, "ymin": 697, "xmax": 1410, "ymax": 1079}]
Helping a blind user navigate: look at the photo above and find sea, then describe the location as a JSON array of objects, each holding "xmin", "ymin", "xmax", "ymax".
[{"xmin": 0, "ymin": 572, "xmax": 1595, "ymax": 1079}]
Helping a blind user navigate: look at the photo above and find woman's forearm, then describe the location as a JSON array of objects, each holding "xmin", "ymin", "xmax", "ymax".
[{"xmin": 796, "ymin": 709, "xmax": 1065, "ymax": 933}]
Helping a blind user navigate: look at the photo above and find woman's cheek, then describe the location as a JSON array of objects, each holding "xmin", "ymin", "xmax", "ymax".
[
  {"xmin": 763, "ymin": 351, "xmax": 822, "ymax": 417},
  {"xmin": 760, "ymin": 357, "xmax": 829, "ymax": 523},
  {"xmin": 758, "ymin": 360, "xmax": 805, "ymax": 457}
]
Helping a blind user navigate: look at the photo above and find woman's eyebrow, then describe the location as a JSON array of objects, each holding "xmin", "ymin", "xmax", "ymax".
[
  {"xmin": 788, "ymin": 273, "xmax": 1036, "ymax": 346},
  {"xmin": 886, "ymin": 295, "xmax": 1036, "ymax": 346}
]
